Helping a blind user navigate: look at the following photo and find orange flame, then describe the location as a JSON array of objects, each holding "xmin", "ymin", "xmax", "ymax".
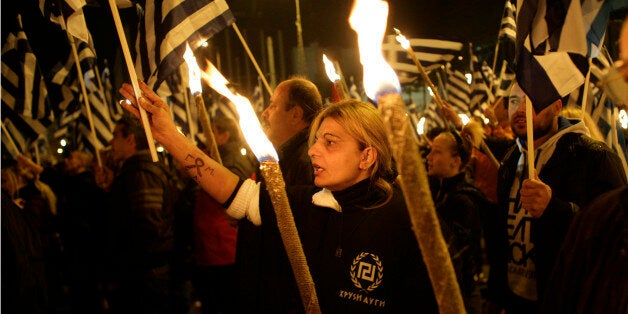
[
  {"xmin": 349, "ymin": 0, "xmax": 400, "ymax": 101},
  {"xmin": 183, "ymin": 43, "xmax": 202, "ymax": 95},
  {"xmin": 200, "ymin": 60, "xmax": 278, "ymax": 162},
  {"xmin": 323, "ymin": 54, "xmax": 341, "ymax": 82}
]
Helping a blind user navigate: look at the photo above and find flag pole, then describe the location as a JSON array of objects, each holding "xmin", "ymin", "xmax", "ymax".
[
  {"xmin": 57, "ymin": 13, "xmax": 103, "ymax": 167},
  {"xmin": 492, "ymin": 42, "xmax": 500, "ymax": 72},
  {"xmin": 108, "ymin": 0, "xmax": 159, "ymax": 162},
  {"xmin": 34, "ymin": 140, "xmax": 41, "ymax": 166},
  {"xmin": 1, "ymin": 122, "xmax": 20, "ymax": 155},
  {"xmin": 580, "ymin": 58, "xmax": 592, "ymax": 117},
  {"xmin": 525, "ymin": 102, "xmax": 535, "ymax": 179},
  {"xmin": 183, "ymin": 88, "xmax": 196, "ymax": 142},
  {"xmin": 231, "ymin": 23, "xmax": 273, "ymax": 95}
]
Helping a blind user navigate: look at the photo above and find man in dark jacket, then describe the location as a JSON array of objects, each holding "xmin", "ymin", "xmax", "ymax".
[
  {"xmin": 483, "ymin": 81, "xmax": 627, "ymax": 314},
  {"xmin": 261, "ymin": 76, "xmax": 323, "ymax": 184},
  {"xmin": 236, "ymin": 77, "xmax": 323, "ymax": 312},
  {"xmin": 105, "ymin": 114, "xmax": 176, "ymax": 314}
]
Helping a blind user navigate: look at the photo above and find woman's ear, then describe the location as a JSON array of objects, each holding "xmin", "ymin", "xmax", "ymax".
[{"xmin": 359, "ymin": 146, "xmax": 377, "ymax": 170}]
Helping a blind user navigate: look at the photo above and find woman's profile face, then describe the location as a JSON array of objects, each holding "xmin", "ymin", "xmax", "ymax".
[
  {"xmin": 308, "ymin": 117, "xmax": 371, "ymax": 191},
  {"xmin": 426, "ymin": 134, "xmax": 459, "ymax": 179}
]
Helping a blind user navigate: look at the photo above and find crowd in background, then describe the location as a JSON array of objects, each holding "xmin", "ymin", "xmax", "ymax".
[{"xmin": 3, "ymin": 23, "xmax": 628, "ymax": 314}]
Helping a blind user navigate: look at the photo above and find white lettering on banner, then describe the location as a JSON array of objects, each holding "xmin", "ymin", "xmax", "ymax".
[
  {"xmin": 506, "ymin": 170, "xmax": 538, "ymax": 300},
  {"xmin": 339, "ymin": 290, "xmax": 386, "ymax": 308}
]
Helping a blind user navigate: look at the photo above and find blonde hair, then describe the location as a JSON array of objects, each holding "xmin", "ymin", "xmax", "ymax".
[
  {"xmin": 1, "ymin": 166, "xmax": 21, "ymax": 199},
  {"xmin": 435, "ymin": 119, "xmax": 485, "ymax": 171},
  {"xmin": 560, "ymin": 106, "xmax": 605, "ymax": 142},
  {"xmin": 309, "ymin": 99, "xmax": 395, "ymax": 207},
  {"xmin": 73, "ymin": 151, "xmax": 94, "ymax": 169}
]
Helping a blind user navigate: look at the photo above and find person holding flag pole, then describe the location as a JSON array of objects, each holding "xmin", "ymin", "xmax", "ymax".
[
  {"xmin": 56, "ymin": 10, "xmax": 104, "ymax": 167},
  {"xmin": 107, "ymin": 0, "xmax": 159, "ymax": 162},
  {"xmin": 483, "ymin": 1, "xmax": 628, "ymax": 311}
]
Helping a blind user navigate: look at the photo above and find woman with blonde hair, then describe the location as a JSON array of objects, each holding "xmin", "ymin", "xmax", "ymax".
[
  {"xmin": 119, "ymin": 81, "xmax": 438, "ymax": 313},
  {"xmin": 560, "ymin": 105, "xmax": 605, "ymax": 142},
  {"xmin": 426, "ymin": 120, "xmax": 489, "ymax": 314}
]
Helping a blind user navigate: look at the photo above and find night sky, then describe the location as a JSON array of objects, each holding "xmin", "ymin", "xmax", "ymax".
[
  {"xmin": 228, "ymin": 0, "xmax": 504, "ymax": 48},
  {"xmin": 220, "ymin": 0, "xmax": 506, "ymax": 95},
  {"xmin": 1, "ymin": 0, "xmax": 506, "ymax": 84},
  {"xmin": 4, "ymin": 0, "xmax": 623, "ymax": 99}
]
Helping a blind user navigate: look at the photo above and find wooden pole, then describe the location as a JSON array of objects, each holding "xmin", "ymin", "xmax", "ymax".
[
  {"xmin": 379, "ymin": 93, "xmax": 467, "ymax": 314},
  {"xmin": 57, "ymin": 13, "xmax": 103, "ymax": 167},
  {"xmin": 1, "ymin": 122, "xmax": 20, "ymax": 155},
  {"xmin": 183, "ymin": 88, "xmax": 196, "ymax": 142},
  {"xmin": 259, "ymin": 161, "xmax": 320, "ymax": 313},
  {"xmin": 266, "ymin": 36, "xmax": 277, "ymax": 89},
  {"xmin": 232, "ymin": 23, "xmax": 273, "ymax": 95},
  {"xmin": 107, "ymin": 0, "xmax": 159, "ymax": 162},
  {"xmin": 525, "ymin": 101, "xmax": 535, "ymax": 179},
  {"xmin": 581, "ymin": 58, "xmax": 593, "ymax": 117},
  {"xmin": 294, "ymin": 0, "xmax": 306, "ymax": 75},
  {"xmin": 194, "ymin": 94, "xmax": 222, "ymax": 165},
  {"xmin": 34, "ymin": 140, "xmax": 41, "ymax": 166},
  {"xmin": 492, "ymin": 41, "xmax": 500, "ymax": 72}
]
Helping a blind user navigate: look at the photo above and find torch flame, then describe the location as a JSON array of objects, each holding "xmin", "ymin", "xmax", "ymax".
[
  {"xmin": 349, "ymin": 0, "xmax": 400, "ymax": 101},
  {"xmin": 394, "ymin": 28, "xmax": 410, "ymax": 50},
  {"xmin": 200, "ymin": 60, "xmax": 279, "ymax": 162},
  {"xmin": 417, "ymin": 116, "xmax": 425, "ymax": 135},
  {"xmin": 183, "ymin": 43, "xmax": 202, "ymax": 95},
  {"xmin": 323, "ymin": 54, "xmax": 341, "ymax": 82}
]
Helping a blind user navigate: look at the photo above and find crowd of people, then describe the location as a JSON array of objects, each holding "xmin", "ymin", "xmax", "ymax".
[{"xmin": 3, "ymin": 21, "xmax": 628, "ymax": 314}]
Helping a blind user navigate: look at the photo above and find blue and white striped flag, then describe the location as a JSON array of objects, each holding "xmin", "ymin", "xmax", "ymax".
[
  {"xmin": 421, "ymin": 101, "xmax": 447, "ymax": 135},
  {"xmin": 39, "ymin": 0, "xmax": 90, "ymax": 43},
  {"xmin": 498, "ymin": 0, "xmax": 516, "ymax": 42},
  {"xmin": 515, "ymin": 0, "xmax": 591, "ymax": 112},
  {"xmin": 588, "ymin": 52, "xmax": 627, "ymax": 170},
  {"xmin": 101, "ymin": 60, "xmax": 124, "ymax": 121},
  {"xmin": 494, "ymin": 60, "xmax": 516, "ymax": 97},
  {"xmin": 2, "ymin": 103, "xmax": 52, "ymax": 154},
  {"xmin": 382, "ymin": 35, "xmax": 464, "ymax": 82},
  {"xmin": 1, "ymin": 14, "xmax": 52, "ymax": 121},
  {"xmin": 157, "ymin": 64, "xmax": 197, "ymax": 139},
  {"xmin": 135, "ymin": 0, "xmax": 235, "ymax": 90},
  {"xmin": 582, "ymin": 0, "xmax": 626, "ymax": 57},
  {"xmin": 83, "ymin": 68, "xmax": 115, "ymax": 148},
  {"xmin": 469, "ymin": 54, "xmax": 494, "ymax": 117},
  {"xmin": 444, "ymin": 65, "xmax": 471, "ymax": 116},
  {"xmin": 47, "ymin": 38, "xmax": 96, "ymax": 115}
]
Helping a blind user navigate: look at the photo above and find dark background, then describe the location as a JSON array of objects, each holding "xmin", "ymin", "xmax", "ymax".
[{"xmin": 2, "ymin": 0, "xmax": 626, "ymax": 100}]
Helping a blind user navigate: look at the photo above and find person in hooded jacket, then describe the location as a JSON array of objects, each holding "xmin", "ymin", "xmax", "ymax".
[{"xmin": 482, "ymin": 80, "xmax": 627, "ymax": 314}]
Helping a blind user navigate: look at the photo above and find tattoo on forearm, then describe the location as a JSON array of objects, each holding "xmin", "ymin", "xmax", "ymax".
[{"xmin": 184, "ymin": 154, "xmax": 215, "ymax": 181}]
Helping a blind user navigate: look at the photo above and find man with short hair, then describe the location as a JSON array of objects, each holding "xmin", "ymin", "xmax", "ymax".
[
  {"xmin": 261, "ymin": 76, "xmax": 323, "ymax": 185},
  {"xmin": 105, "ymin": 114, "xmax": 176, "ymax": 314},
  {"xmin": 236, "ymin": 77, "xmax": 323, "ymax": 312},
  {"xmin": 483, "ymin": 81, "xmax": 627, "ymax": 314}
]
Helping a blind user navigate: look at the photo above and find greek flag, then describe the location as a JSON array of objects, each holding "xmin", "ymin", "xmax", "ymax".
[
  {"xmin": 469, "ymin": 54, "xmax": 494, "ymax": 117},
  {"xmin": 135, "ymin": 0, "xmax": 235, "ymax": 90},
  {"xmin": 444, "ymin": 66, "xmax": 471, "ymax": 116},
  {"xmin": 1, "ymin": 14, "xmax": 52, "ymax": 121},
  {"xmin": 38, "ymin": 0, "xmax": 90, "ymax": 43},
  {"xmin": 514, "ymin": 0, "xmax": 591, "ymax": 112},
  {"xmin": 498, "ymin": 0, "xmax": 516, "ymax": 42},
  {"xmin": 382, "ymin": 35, "xmax": 464, "ymax": 82}
]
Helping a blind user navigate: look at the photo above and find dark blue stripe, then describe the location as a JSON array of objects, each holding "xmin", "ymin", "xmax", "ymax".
[{"xmin": 516, "ymin": 47, "xmax": 560, "ymax": 112}]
